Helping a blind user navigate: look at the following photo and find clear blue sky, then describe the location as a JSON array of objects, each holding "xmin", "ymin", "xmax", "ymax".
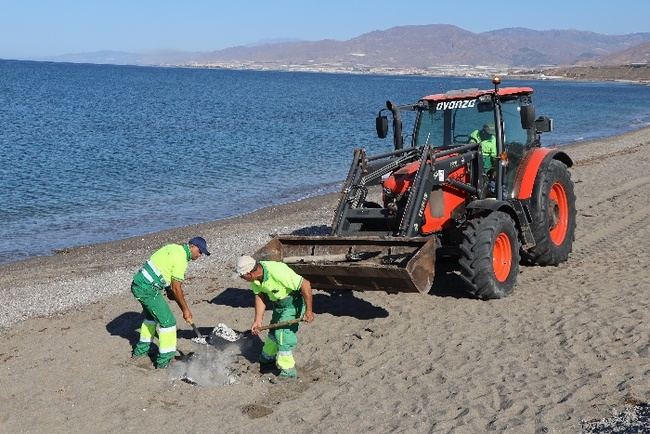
[{"xmin": 1, "ymin": 0, "xmax": 649, "ymax": 59}]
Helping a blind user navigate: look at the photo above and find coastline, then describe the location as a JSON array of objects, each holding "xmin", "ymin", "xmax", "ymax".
[
  {"xmin": 1, "ymin": 125, "xmax": 648, "ymax": 432},
  {"xmin": 4, "ymin": 57, "xmax": 650, "ymax": 86},
  {"xmin": 2, "ymin": 125, "xmax": 650, "ymax": 330},
  {"xmin": 173, "ymin": 62, "xmax": 650, "ymax": 85},
  {"xmin": 167, "ymin": 60, "xmax": 650, "ymax": 85},
  {"xmin": 2, "ymin": 123, "xmax": 649, "ymax": 273},
  {"xmin": 0, "ymin": 191, "xmax": 339, "ymax": 329}
]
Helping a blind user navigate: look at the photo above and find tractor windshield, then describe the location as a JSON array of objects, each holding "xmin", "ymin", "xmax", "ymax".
[{"xmin": 414, "ymin": 98, "xmax": 495, "ymax": 148}]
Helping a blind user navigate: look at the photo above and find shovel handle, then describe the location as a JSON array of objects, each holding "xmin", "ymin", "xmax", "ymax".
[
  {"xmin": 189, "ymin": 322, "xmax": 203, "ymax": 338},
  {"xmin": 257, "ymin": 318, "xmax": 303, "ymax": 332}
]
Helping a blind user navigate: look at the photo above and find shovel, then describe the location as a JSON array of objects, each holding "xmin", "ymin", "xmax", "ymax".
[
  {"xmin": 211, "ymin": 318, "xmax": 304, "ymax": 342},
  {"xmin": 189, "ymin": 322, "xmax": 208, "ymax": 345}
]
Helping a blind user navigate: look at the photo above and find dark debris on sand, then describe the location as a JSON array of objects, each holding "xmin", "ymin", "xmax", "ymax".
[{"xmin": 581, "ymin": 403, "xmax": 649, "ymax": 434}]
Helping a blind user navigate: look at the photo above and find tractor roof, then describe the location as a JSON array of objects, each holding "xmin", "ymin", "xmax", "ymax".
[{"xmin": 421, "ymin": 87, "xmax": 533, "ymax": 102}]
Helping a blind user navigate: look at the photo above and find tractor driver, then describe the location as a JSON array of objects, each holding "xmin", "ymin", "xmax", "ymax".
[{"xmin": 470, "ymin": 123, "xmax": 497, "ymax": 172}]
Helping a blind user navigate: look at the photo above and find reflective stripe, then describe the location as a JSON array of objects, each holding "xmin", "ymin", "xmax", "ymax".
[
  {"xmin": 141, "ymin": 268, "xmax": 155, "ymax": 283},
  {"xmin": 157, "ymin": 325, "xmax": 177, "ymax": 355},
  {"xmin": 139, "ymin": 321, "xmax": 156, "ymax": 342},
  {"xmin": 147, "ymin": 260, "xmax": 165, "ymax": 281},
  {"xmin": 152, "ymin": 337, "xmax": 169, "ymax": 350},
  {"xmin": 147, "ymin": 260, "xmax": 166, "ymax": 285},
  {"xmin": 276, "ymin": 350, "xmax": 295, "ymax": 369},
  {"xmin": 140, "ymin": 261, "xmax": 168, "ymax": 288},
  {"xmin": 158, "ymin": 345, "xmax": 176, "ymax": 354}
]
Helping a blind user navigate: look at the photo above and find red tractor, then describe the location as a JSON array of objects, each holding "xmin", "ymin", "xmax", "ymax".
[{"xmin": 257, "ymin": 77, "xmax": 576, "ymax": 299}]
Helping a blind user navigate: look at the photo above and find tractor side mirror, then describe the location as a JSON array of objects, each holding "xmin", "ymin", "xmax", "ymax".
[
  {"xmin": 376, "ymin": 115, "xmax": 388, "ymax": 138},
  {"xmin": 535, "ymin": 116, "xmax": 553, "ymax": 133},
  {"xmin": 520, "ymin": 105, "xmax": 536, "ymax": 129}
]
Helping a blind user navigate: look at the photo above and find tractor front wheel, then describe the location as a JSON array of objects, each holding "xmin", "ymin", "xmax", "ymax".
[
  {"xmin": 458, "ymin": 211, "xmax": 521, "ymax": 299},
  {"xmin": 522, "ymin": 159, "xmax": 576, "ymax": 265}
]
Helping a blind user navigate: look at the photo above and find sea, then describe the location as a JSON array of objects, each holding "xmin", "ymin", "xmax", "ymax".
[{"xmin": 2, "ymin": 59, "xmax": 650, "ymax": 265}]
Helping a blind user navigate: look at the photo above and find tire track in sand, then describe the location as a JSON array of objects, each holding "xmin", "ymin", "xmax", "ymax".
[
  {"xmin": 577, "ymin": 175, "xmax": 650, "ymax": 212},
  {"xmin": 571, "ymin": 176, "xmax": 650, "ymax": 263}
]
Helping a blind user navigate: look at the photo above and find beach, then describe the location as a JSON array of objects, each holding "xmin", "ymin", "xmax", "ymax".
[{"xmin": 1, "ymin": 127, "xmax": 649, "ymax": 433}]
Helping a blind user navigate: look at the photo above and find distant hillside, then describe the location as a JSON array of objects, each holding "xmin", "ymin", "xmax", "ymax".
[
  {"xmin": 543, "ymin": 64, "xmax": 650, "ymax": 82},
  {"xmin": 46, "ymin": 49, "xmax": 202, "ymax": 66},
  {"xmin": 41, "ymin": 25, "xmax": 650, "ymax": 70},
  {"xmin": 47, "ymin": 50, "xmax": 143, "ymax": 65},
  {"xmin": 539, "ymin": 41, "xmax": 650, "ymax": 82},
  {"xmin": 587, "ymin": 41, "xmax": 650, "ymax": 65},
  {"xmin": 195, "ymin": 25, "xmax": 650, "ymax": 68}
]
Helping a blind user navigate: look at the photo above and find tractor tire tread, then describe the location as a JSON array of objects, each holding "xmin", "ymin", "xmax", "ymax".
[
  {"xmin": 458, "ymin": 211, "xmax": 521, "ymax": 300},
  {"xmin": 521, "ymin": 159, "xmax": 577, "ymax": 266}
]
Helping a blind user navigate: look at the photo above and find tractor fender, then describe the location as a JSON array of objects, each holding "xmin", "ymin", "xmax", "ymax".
[
  {"xmin": 466, "ymin": 199, "xmax": 520, "ymax": 224},
  {"xmin": 513, "ymin": 148, "xmax": 573, "ymax": 200},
  {"xmin": 466, "ymin": 199, "xmax": 532, "ymax": 245}
]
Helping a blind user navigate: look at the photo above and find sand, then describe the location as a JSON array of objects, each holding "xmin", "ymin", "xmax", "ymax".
[{"xmin": 1, "ymin": 127, "xmax": 649, "ymax": 433}]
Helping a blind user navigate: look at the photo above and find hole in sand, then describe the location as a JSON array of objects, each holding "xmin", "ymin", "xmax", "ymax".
[{"xmin": 241, "ymin": 404, "xmax": 273, "ymax": 419}]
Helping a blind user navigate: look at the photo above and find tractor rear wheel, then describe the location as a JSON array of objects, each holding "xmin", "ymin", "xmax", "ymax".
[
  {"xmin": 458, "ymin": 211, "xmax": 521, "ymax": 299},
  {"xmin": 521, "ymin": 159, "xmax": 576, "ymax": 265}
]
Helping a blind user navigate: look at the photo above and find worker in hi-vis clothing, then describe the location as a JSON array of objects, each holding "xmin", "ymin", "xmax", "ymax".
[
  {"xmin": 130, "ymin": 237, "xmax": 210, "ymax": 369},
  {"xmin": 236, "ymin": 255, "xmax": 314, "ymax": 378},
  {"xmin": 470, "ymin": 123, "xmax": 497, "ymax": 171}
]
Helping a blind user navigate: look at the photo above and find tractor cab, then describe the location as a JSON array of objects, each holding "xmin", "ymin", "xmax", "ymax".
[{"xmin": 377, "ymin": 77, "xmax": 553, "ymax": 200}]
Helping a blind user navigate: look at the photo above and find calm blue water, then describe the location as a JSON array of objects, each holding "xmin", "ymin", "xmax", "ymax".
[{"xmin": 2, "ymin": 59, "xmax": 650, "ymax": 265}]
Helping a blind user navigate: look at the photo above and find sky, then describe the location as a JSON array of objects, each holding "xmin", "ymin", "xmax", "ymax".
[{"xmin": 1, "ymin": 0, "xmax": 649, "ymax": 59}]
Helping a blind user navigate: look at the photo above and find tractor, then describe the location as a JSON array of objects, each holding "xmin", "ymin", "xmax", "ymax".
[{"xmin": 256, "ymin": 77, "xmax": 576, "ymax": 299}]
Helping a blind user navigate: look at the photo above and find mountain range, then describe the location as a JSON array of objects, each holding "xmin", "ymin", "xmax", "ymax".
[{"xmin": 45, "ymin": 24, "xmax": 650, "ymax": 69}]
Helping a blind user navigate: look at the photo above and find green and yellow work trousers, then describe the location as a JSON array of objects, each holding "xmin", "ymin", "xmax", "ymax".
[
  {"xmin": 131, "ymin": 269, "xmax": 176, "ymax": 368},
  {"xmin": 259, "ymin": 291, "xmax": 305, "ymax": 378}
]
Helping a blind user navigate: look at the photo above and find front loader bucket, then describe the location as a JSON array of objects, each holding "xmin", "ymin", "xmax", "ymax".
[{"xmin": 254, "ymin": 235, "xmax": 437, "ymax": 294}]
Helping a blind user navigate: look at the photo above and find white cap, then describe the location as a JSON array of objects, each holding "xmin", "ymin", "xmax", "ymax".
[{"xmin": 236, "ymin": 255, "xmax": 256, "ymax": 275}]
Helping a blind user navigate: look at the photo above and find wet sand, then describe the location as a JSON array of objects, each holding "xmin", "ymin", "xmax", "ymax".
[{"xmin": 1, "ymin": 127, "xmax": 649, "ymax": 433}]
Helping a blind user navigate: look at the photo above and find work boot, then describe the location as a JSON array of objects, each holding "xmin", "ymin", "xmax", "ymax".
[
  {"xmin": 156, "ymin": 351, "xmax": 176, "ymax": 369},
  {"xmin": 279, "ymin": 368, "xmax": 297, "ymax": 378},
  {"xmin": 258, "ymin": 356, "xmax": 275, "ymax": 374},
  {"xmin": 156, "ymin": 359, "xmax": 174, "ymax": 369}
]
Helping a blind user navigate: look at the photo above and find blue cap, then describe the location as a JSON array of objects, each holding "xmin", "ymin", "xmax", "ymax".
[{"xmin": 189, "ymin": 236, "xmax": 211, "ymax": 256}]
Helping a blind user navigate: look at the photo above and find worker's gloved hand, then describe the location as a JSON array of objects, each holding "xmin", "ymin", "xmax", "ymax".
[
  {"xmin": 165, "ymin": 288, "xmax": 175, "ymax": 300},
  {"xmin": 183, "ymin": 309, "xmax": 193, "ymax": 325},
  {"xmin": 303, "ymin": 311, "xmax": 315, "ymax": 323}
]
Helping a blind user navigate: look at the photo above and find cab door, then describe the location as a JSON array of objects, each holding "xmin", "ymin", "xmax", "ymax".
[{"xmin": 500, "ymin": 97, "xmax": 536, "ymax": 198}]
